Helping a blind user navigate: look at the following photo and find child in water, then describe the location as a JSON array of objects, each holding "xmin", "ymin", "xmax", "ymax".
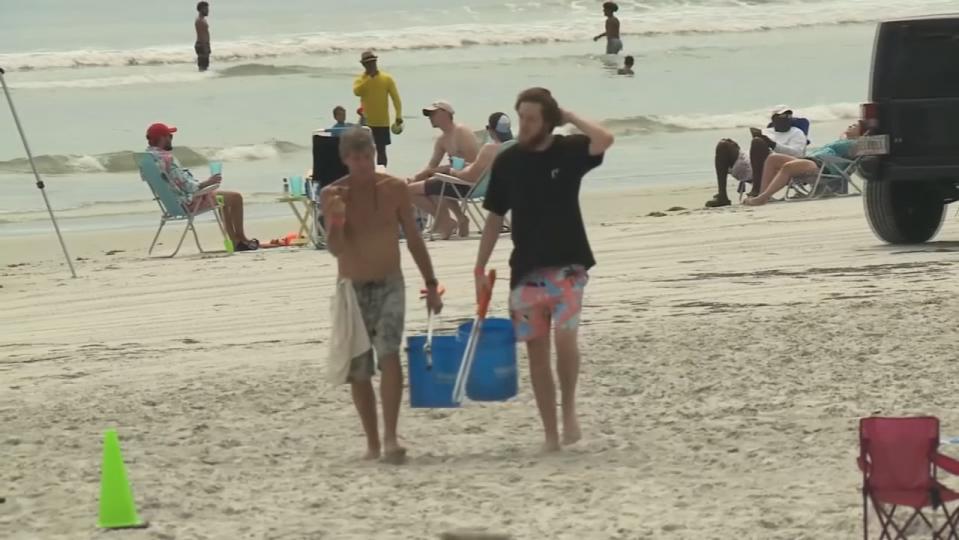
[{"xmin": 618, "ymin": 55, "xmax": 634, "ymax": 76}]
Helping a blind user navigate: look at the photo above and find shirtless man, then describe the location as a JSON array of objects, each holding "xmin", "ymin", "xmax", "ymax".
[
  {"xmin": 408, "ymin": 101, "xmax": 480, "ymax": 238},
  {"xmin": 593, "ymin": 2, "xmax": 622, "ymax": 55},
  {"xmin": 195, "ymin": 2, "xmax": 211, "ymax": 72},
  {"xmin": 321, "ymin": 127, "xmax": 443, "ymax": 463}
]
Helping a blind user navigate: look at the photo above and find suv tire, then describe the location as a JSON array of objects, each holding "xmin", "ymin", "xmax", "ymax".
[{"xmin": 865, "ymin": 179, "xmax": 945, "ymax": 244}]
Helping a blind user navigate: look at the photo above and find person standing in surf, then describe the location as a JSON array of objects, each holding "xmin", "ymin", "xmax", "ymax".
[
  {"xmin": 593, "ymin": 2, "xmax": 622, "ymax": 55},
  {"xmin": 195, "ymin": 2, "xmax": 211, "ymax": 72}
]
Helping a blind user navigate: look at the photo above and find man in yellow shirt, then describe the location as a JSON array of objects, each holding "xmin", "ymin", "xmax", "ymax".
[{"xmin": 353, "ymin": 50, "xmax": 403, "ymax": 167}]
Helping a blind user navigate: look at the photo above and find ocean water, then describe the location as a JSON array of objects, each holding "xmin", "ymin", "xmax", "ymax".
[{"xmin": 1, "ymin": 0, "xmax": 957, "ymax": 234}]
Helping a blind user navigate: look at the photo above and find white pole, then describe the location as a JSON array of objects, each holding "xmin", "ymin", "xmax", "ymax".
[{"xmin": 0, "ymin": 67, "xmax": 77, "ymax": 279}]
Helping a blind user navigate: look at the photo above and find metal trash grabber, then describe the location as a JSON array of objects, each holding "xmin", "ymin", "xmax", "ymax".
[{"xmin": 452, "ymin": 269, "xmax": 496, "ymax": 404}]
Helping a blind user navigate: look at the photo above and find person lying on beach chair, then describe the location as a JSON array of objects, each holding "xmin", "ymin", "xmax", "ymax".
[
  {"xmin": 407, "ymin": 101, "xmax": 480, "ymax": 238},
  {"xmin": 744, "ymin": 122, "xmax": 863, "ymax": 206},
  {"xmin": 707, "ymin": 106, "xmax": 808, "ymax": 208},
  {"xmin": 145, "ymin": 123, "xmax": 258, "ymax": 251},
  {"xmin": 408, "ymin": 112, "xmax": 514, "ymax": 239}
]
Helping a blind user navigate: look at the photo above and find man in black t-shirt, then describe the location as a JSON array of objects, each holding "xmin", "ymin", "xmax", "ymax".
[{"xmin": 474, "ymin": 87, "xmax": 614, "ymax": 452}]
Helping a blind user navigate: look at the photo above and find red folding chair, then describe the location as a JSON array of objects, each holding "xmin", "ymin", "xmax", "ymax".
[{"xmin": 859, "ymin": 416, "xmax": 959, "ymax": 539}]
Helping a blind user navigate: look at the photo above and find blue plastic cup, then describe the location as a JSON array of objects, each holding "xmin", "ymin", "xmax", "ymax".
[
  {"xmin": 209, "ymin": 161, "xmax": 223, "ymax": 176},
  {"xmin": 290, "ymin": 175, "xmax": 304, "ymax": 196},
  {"xmin": 451, "ymin": 156, "xmax": 465, "ymax": 171}
]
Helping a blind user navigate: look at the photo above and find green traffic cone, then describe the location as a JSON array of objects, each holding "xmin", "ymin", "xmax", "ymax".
[{"xmin": 97, "ymin": 429, "xmax": 147, "ymax": 529}]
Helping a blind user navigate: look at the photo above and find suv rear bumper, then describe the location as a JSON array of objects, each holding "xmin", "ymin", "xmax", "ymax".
[{"xmin": 859, "ymin": 156, "xmax": 959, "ymax": 183}]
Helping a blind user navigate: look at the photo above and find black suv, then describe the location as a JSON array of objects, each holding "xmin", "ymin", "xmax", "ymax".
[{"xmin": 859, "ymin": 15, "xmax": 959, "ymax": 244}]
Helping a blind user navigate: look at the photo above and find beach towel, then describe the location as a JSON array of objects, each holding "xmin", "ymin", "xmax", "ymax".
[{"xmin": 327, "ymin": 278, "xmax": 372, "ymax": 385}]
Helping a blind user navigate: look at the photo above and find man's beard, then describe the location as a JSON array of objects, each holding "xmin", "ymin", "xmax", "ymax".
[
  {"xmin": 163, "ymin": 143, "xmax": 173, "ymax": 151},
  {"xmin": 519, "ymin": 127, "xmax": 551, "ymax": 150}
]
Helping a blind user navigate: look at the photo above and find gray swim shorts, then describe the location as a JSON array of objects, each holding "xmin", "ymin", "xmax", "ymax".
[
  {"xmin": 349, "ymin": 273, "xmax": 406, "ymax": 382},
  {"xmin": 606, "ymin": 38, "xmax": 623, "ymax": 55}
]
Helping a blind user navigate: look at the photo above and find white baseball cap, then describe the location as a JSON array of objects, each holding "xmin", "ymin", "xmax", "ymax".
[
  {"xmin": 487, "ymin": 112, "xmax": 513, "ymax": 141},
  {"xmin": 422, "ymin": 100, "xmax": 455, "ymax": 116},
  {"xmin": 771, "ymin": 105, "xmax": 793, "ymax": 116}
]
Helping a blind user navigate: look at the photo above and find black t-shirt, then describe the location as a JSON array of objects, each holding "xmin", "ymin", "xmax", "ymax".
[{"xmin": 484, "ymin": 134, "xmax": 604, "ymax": 289}]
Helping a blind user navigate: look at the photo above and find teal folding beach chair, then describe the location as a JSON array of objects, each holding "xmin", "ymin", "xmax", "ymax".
[
  {"xmin": 134, "ymin": 152, "xmax": 228, "ymax": 258},
  {"xmin": 430, "ymin": 140, "xmax": 516, "ymax": 236},
  {"xmin": 784, "ymin": 154, "xmax": 863, "ymax": 201}
]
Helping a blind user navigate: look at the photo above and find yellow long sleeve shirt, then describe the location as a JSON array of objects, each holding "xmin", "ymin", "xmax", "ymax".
[{"xmin": 352, "ymin": 71, "xmax": 402, "ymax": 128}]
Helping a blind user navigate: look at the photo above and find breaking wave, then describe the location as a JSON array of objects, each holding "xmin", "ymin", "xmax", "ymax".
[{"xmin": 0, "ymin": 141, "xmax": 307, "ymax": 175}]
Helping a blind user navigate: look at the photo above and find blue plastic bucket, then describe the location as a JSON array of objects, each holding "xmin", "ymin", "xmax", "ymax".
[
  {"xmin": 407, "ymin": 334, "xmax": 464, "ymax": 408},
  {"xmin": 457, "ymin": 317, "xmax": 518, "ymax": 402}
]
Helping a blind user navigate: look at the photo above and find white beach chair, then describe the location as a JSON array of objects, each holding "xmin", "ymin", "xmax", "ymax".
[
  {"xmin": 784, "ymin": 154, "xmax": 863, "ymax": 201},
  {"xmin": 428, "ymin": 140, "xmax": 516, "ymax": 238}
]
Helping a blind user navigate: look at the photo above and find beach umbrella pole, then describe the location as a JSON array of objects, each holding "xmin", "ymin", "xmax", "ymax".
[{"xmin": 0, "ymin": 67, "xmax": 77, "ymax": 279}]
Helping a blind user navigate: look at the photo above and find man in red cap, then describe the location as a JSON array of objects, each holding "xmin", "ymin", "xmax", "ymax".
[{"xmin": 144, "ymin": 123, "xmax": 258, "ymax": 250}]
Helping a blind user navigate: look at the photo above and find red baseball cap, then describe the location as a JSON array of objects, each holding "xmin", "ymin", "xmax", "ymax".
[{"xmin": 146, "ymin": 123, "xmax": 177, "ymax": 140}]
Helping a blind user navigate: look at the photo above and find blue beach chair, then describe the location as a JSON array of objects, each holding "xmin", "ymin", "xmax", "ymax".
[{"xmin": 134, "ymin": 152, "xmax": 228, "ymax": 258}]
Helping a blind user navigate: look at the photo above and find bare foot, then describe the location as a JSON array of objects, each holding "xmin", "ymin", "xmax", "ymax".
[
  {"xmin": 541, "ymin": 438, "xmax": 562, "ymax": 453},
  {"xmin": 381, "ymin": 443, "xmax": 407, "ymax": 465},
  {"xmin": 435, "ymin": 217, "xmax": 455, "ymax": 241},
  {"xmin": 562, "ymin": 423, "xmax": 582, "ymax": 446},
  {"xmin": 363, "ymin": 447, "xmax": 381, "ymax": 460},
  {"xmin": 457, "ymin": 218, "xmax": 470, "ymax": 238},
  {"xmin": 743, "ymin": 195, "xmax": 768, "ymax": 206}
]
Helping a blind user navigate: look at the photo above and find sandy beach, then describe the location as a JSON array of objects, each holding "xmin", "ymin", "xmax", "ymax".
[{"xmin": 3, "ymin": 186, "xmax": 959, "ymax": 539}]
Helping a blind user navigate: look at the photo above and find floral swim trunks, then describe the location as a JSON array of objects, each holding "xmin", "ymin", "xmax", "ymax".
[{"xmin": 508, "ymin": 265, "xmax": 589, "ymax": 342}]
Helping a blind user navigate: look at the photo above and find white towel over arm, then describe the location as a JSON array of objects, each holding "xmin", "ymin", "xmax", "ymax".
[{"xmin": 327, "ymin": 278, "xmax": 372, "ymax": 385}]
